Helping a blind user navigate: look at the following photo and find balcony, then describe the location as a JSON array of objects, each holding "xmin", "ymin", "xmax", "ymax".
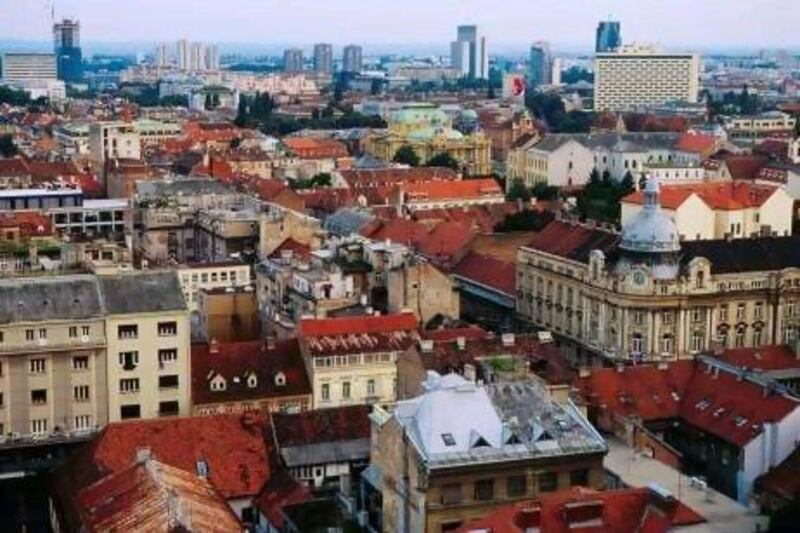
[{"xmin": 0, "ymin": 335, "xmax": 106, "ymax": 355}]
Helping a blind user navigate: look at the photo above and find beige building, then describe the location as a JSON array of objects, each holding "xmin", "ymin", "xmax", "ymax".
[
  {"xmin": 386, "ymin": 260, "xmax": 460, "ymax": 324},
  {"xmin": 517, "ymin": 180, "xmax": 800, "ymax": 364},
  {"xmin": 621, "ymin": 182, "xmax": 793, "ymax": 241},
  {"xmin": 723, "ymin": 111, "xmax": 796, "ymax": 142},
  {"xmin": 594, "ymin": 45, "xmax": 700, "ymax": 112},
  {"xmin": 298, "ymin": 313, "xmax": 418, "ymax": 408},
  {"xmin": 506, "ymin": 136, "xmax": 593, "ymax": 189},
  {"xmin": 363, "ymin": 104, "xmax": 492, "ymax": 176},
  {"xmin": 88, "ymin": 122, "xmax": 141, "ymax": 172},
  {"xmin": 0, "ymin": 271, "xmax": 189, "ymax": 440},
  {"xmin": 368, "ymin": 372, "xmax": 606, "ymax": 532},
  {"xmin": 177, "ymin": 261, "xmax": 252, "ymax": 311}
]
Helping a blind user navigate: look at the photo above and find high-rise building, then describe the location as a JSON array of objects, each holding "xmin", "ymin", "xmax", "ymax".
[
  {"xmin": 594, "ymin": 44, "xmax": 700, "ymax": 111},
  {"xmin": 155, "ymin": 43, "xmax": 170, "ymax": 68},
  {"xmin": 205, "ymin": 44, "xmax": 220, "ymax": 71},
  {"xmin": 177, "ymin": 39, "xmax": 189, "ymax": 71},
  {"xmin": 53, "ymin": 18, "xmax": 83, "ymax": 82},
  {"xmin": 342, "ymin": 44, "xmax": 363, "ymax": 73},
  {"xmin": 189, "ymin": 42, "xmax": 206, "ymax": 71},
  {"xmin": 313, "ymin": 43, "xmax": 333, "ymax": 74},
  {"xmin": 451, "ymin": 25, "xmax": 488, "ymax": 80},
  {"xmin": 283, "ymin": 48, "xmax": 304, "ymax": 73},
  {"xmin": 1, "ymin": 53, "xmax": 57, "ymax": 81},
  {"xmin": 528, "ymin": 41, "xmax": 552, "ymax": 88},
  {"xmin": 596, "ymin": 20, "xmax": 622, "ymax": 53}
]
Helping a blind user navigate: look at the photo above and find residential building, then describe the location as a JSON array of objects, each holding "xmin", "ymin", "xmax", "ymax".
[
  {"xmin": 596, "ymin": 20, "xmax": 622, "ymax": 53},
  {"xmin": 101, "ymin": 272, "xmax": 191, "ymax": 422},
  {"xmin": 313, "ymin": 43, "xmax": 333, "ymax": 75},
  {"xmin": 517, "ymin": 179, "xmax": 800, "ymax": 364},
  {"xmin": 284, "ymin": 48, "xmax": 304, "ymax": 73},
  {"xmin": 190, "ymin": 42, "xmax": 206, "ymax": 71},
  {"xmin": 386, "ymin": 259, "xmax": 460, "ymax": 324},
  {"xmin": 594, "ymin": 45, "xmax": 701, "ymax": 112},
  {"xmin": 53, "ymin": 18, "xmax": 83, "ymax": 82},
  {"xmin": 389, "ymin": 178, "xmax": 505, "ymax": 212},
  {"xmin": 343, "ymin": 45, "xmax": 363, "ymax": 74},
  {"xmin": 477, "ymin": 107, "xmax": 538, "ymax": 164},
  {"xmin": 506, "ymin": 135, "xmax": 594, "ymax": 189},
  {"xmin": 191, "ymin": 338, "xmax": 312, "ymax": 415},
  {"xmin": 198, "ymin": 286, "xmax": 261, "ymax": 342},
  {"xmin": 451, "ymin": 25, "xmax": 488, "ymax": 80},
  {"xmin": 369, "ymin": 372, "xmax": 607, "ymax": 532},
  {"xmin": 621, "ymin": 182, "xmax": 793, "ymax": 241},
  {"xmin": 364, "ymin": 104, "xmax": 491, "ymax": 176},
  {"xmin": 577, "ymin": 356, "xmax": 800, "ymax": 503},
  {"xmin": 155, "ymin": 42, "xmax": 169, "ymax": 67},
  {"xmin": 298, "ymin": 313, "xmax": 418, "ymax": 408},
  {"xmin": 49, "ymin": 198, "xmax": 129, "ymax": 240},
  {"xmin": 272, "ymin": 405, "xmax": 370, "ymax": 492},
  {"xmin": 722, "ymin": 112, "xmax": 797, "ymax": 143},
  {"xmin": 177, "ymin": 261, "xmax": 251, "ymax": 311},
  {"xmin": 88, "ymin": 122, "xmax": 141, "ymax": 173},
  {"xmin": 177, "ymin": 39, "xmax": 190, "ymax": 70},
  {"xmin": 194, "ymin": 205, "xmax": 261, "ymax": 263},
  {"xmin": 1, "ymin": 53, "xmax": 57, "ymax": 81},
  {"xmin": 528, "ymin": 41, "xmax": 551, "ymax": 88}
]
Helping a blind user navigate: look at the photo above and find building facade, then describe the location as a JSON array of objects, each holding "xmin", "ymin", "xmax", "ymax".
[
  {"xmin": 342, "ymin": 45, "xmax": 363, "ymax": 74},
  {"xmin": 1, "ymin": 53, "xmax": 57, "ymax": 81},
  {"xmin": 53, "ymin": 18, "xmax": 83, "ymax": 82},
  {"xmin": 451, "ymin": 25, "xmax": 488, "ymax": 80},
  {"xmin": 313, "ymin": 43, "xmax": 333, "ymax": 74},
  {"xmin": 595, "ymin": 20, "xmax": 621, "ymax": 53}
]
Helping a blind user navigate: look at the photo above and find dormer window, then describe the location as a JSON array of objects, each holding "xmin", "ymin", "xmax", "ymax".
[
  {"xmin": 274, "ymin": 372, "xmax": 286, "ymax": 387},
  {"xmin": 441, "ymin": 433, "xmax": 456, "ymax": 447},
  {"xmin": 247, "ymin": 373, "xmax": 258, "ymax": 388},
  {"xmin": 209, "ymin": 374, "xmax": 226, "ymax": 392}
]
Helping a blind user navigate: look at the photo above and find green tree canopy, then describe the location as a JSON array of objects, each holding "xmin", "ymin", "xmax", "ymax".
[
  {"xmin": 0, "ymin": 135, "xmax": 18, "ymax": 157},
  {"xmin": 393, "ymin": 145, "xmax": 420, "ymax": 167},
  {"xmin": 507, "ymin": 179, "xmax": 532, "ymax": 202},
  {"xmin": 426, "ymin": 152, "xmax": 460, "ymax": 170}
]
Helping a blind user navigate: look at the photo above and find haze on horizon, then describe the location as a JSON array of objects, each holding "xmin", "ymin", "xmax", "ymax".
[{"xmin": 1, "ymin": 0, "xmax": 797, "ymax": 52}]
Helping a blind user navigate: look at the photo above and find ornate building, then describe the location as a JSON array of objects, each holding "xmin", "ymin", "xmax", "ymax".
[
  {"xmin": 363, "ymin": 104, "xmax": 492, "ymax": 176},
  {"xmin": 517, "ymin": 178, "xmax": 800, "ymax": 363}
]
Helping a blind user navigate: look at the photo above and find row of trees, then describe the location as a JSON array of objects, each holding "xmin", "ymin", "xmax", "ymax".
[
  {"xmin": 391, "ymin": 145, "xmax": 460, "ymax": 170},
  {"xmin": 288, "ymin": 172, "xmax": 333, "ymax": 190},
  {"xmin": 524, "ymin": 91, "xmax": 593, "ymax": 133}
]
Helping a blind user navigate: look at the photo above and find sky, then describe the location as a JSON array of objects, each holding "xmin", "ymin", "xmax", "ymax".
[{"xmin": 1, "ymin": 0, "xmax": 798, "ymax": 53}]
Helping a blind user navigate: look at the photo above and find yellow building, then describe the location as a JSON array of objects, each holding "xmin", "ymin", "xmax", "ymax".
[{"xmin": 364, "ymin": 104, "xmax": 492, "ymax": 176}]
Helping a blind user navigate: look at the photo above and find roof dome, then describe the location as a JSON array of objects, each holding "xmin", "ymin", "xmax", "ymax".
[{"xmin": 619, "ymin": 177, "xmax": 680, "ymax": 254}]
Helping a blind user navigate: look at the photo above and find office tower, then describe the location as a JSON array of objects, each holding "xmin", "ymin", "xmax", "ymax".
[
  {"xmin": 283, "ymin": 48, "xmax": 304, "ymax": 73},
  {"xmin": 551, "ymin": 57, "xmax": 562, "ymax": 86},
  {"xmin": 205, "ymin": 44, "xmax": 220, "ymax": 71},
  {"xmin": 451, "ymin": 25, "xmax": 488, "ymax": 80},
  {"xmin": 53, "ymin": 18, "xmax": 83, "ymax": 82},
  {"xmin": 156, "ymin": 43, "xmax": 170, "ymax": 68},
  {"xmin": 177, "ymin": 39, "xmax": 190, "ymax": 71},
  {"xmin": 313, "ymin": 43, "xmax": 333, "ymax": 74},
  {"xmin": 596, "ymin": 20, "xmax": 622, "ymax": 53},
  {"xmin": 528, "ymin": 41, "xmax": 552, "ymax": 88},
  {"xmin": 594, "ymin": 45, "xmax": 700, "ymax": 111},
  {"xmin": 1, "ymin": 53, "xmax": 58, "ymax": 81},
  {"xmin": 190, "ymin": 42, "xmax": 206, "ymax": 71},
  {"xmin": 342, "ymin": 44, "xmax": 363, "ymax": 73}
]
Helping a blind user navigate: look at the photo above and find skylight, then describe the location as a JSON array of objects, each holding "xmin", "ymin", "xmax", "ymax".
[{"xmin": 441, "ymin": 433, "xmax": 456, "ymax": 447}]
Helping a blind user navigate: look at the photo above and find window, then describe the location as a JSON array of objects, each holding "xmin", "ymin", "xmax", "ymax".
[
  {"xmin": 660, "ymin": 335, "xmax": 673, "ymax": 354},
  {"xmin": 158, "ymin": 349, "xmax": 178, "ymax": 364},
  {"xmin": 220, "ymin": 271, "xmax": 228, "ymax": 282},
  {"xmin": 159, "ymin": 375, "xmax": 179, "ymax": 389},
  {"xmin": 74, "ymin": 415, "xmax": 91, "ymax": 430},
  {"xmin": 69, "ymin": 326, "xmax": 78, "ymax": 338},
  {"xmin": 539, "ymin": 472, "xmax": 558, "ymax": 492},
  {"xmin": 662, "ymin": 312, "xmax": 672, "ymax": 325},
  {"xmin": 69, "ymin": 382, "xmax": 91, "ymax": 401},
  {"xmin": 159, "ymin": 401, "xmax": 180, "ymax": 416},
  {"xmin": 38, "ymin": 328, "xmax": 47, "ymax": 340},
  {"xmin": 441, "ymin": 483, "xmax": 463, "ymax": 505},
  {"xmin": 31, "ymin": 419, "xmax": 48, "ymax": 435},
  {"xmin": 26, "ymin": 329, "xmax": 35, "ymax": 341},
  {"xmin": 570, "ymin": 469, "xmax": 589, "ymax": 487},
  {"xmin": 631, "ymin": 334, "xmax": 643, "ymax": 354},
  {"xmin": 29, "ymin": 358, "xmax": 46, "ymax": 374},
  {"xmin": 119, "ymin": 351, "xmax": 139, "ymax": 371},
  {"xmin": 441, "ymin": 433, "xmax": 456, "ymax": 447},
  {"xmin": 692, "ymin": 308, "xmax": 703, "ymax": 323},
  {"xmin": 474, "ymin": 479, "xmax": 494, "ymax": 501},
  {"xmin": 118, "ymin": 324, "xmax": 138, "ymax": 339},
  {"xmin": 634, "ymin": 310, "xmax": 644, "ymax": 326},
  {"xmin": 691, "ymin": 332, "xmax": 704, "ymax": 352},
  {"xmin": 507, "ymin": 475, "xmax": 527, "ymax": 497},
  {"xmin": 0, "ymin": 331, "xmax": 3, "ymax": 344},
  {"xmin": 73, "ymin": 356, "xmax": 89, "ymax": 370},
  {"xmin": 120, "ymin": 404, "xmax": 141, "ymax": 419},
  {"xmin": 366, "ymin": 379, "xmax": 376, "ymax": 397},
  {"xmin": 719, "ymin": 305, "xmax": 728, "ymax": 322},
  {"xmin": 158, "ymin": 321, "xmax": 178, "ymax": 336},
  {"xmin": 735, "ymin": 330, "xmax": 746, "ymax": 348},
  {"xmin": 342, "ymin": 381, "xmax": 351, "ymax": 399},
  {"xmin": 31, "ymin": 389, "xmax": 47, "ymax": 404},
  {"xmin": 119, "ymin": 378, "xmax": 140, "ymax": 393},
  {"xmin": 753, "ymin": 329, "xmax": 763, "ymax": 347},
  {"xmin": 754, "ymin": 303, "xmax": 764, "ymax": 320},
  {"xmin": 321, "ymin": 383, "xmax": 330, "ymax": 401},
  {"xmin": 736, "ymin": 304, "xmax": 746, "ymax": 320},
  {"xmin": 82, "ymin": 325, "xmax": 90, "ymax": 337}
]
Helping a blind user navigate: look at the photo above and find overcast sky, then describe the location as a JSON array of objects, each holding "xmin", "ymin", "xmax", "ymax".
[{"xmin": 1, "ymin": 0, "xmax": 797, "ymax": 52}]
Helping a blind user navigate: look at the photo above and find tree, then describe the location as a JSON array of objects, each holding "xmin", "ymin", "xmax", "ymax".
[
  {"xmin": 620, "ymin": 171, "xmax": 635, "ymax": 194},
  {"xmin": 370, "ymin": 78, "xmax": 383, "ymax": 96},
  {"xmin": 426, "ymin": 152, "xmax": 460, "ymax": 170},
  {"xmin": 494, "ymin": 209, "xmax": 555, "ymax": 232},
  {"xmin": 530, "ymin": 182, "xmax": 559, "ymax": 201},
  {"xmin": 588, "ymin": 167, "xmax": 601, "ymax": 186},
  {"xmin": 393, "ymin": 145, "xmax": 420, "ymax": 167},
  {"xmin": 204, "ymin": 93, "xmax": 213, "ymax": 110},
  {"xmin": 0, "ymin": 86, "xmax": 31, "ymax": 106},
  {"xmin": 487, "ymin": 85, "xmax": 496, "ymax": 99},
  {"xmin": 507, "ymin": 179, "xmax": 531, "ymax": 202},
  {"xmin": 0, "ymin": 135, "xmax": 18, "ymax": 157}
]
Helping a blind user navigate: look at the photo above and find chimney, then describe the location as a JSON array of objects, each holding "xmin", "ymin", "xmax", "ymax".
[
  {"xmin": 616, "ymin": 363, "xmax": 625, "ymax": 373},
  {"xmin": 420, "ymin": 339, "xmax": 434, "ymax": 353},
  {"xmin": 456, "ymin": 336, "xmax": 466, "ymax": 351},
  {"xmin": 209, "ymin": 338, "xmax": 219, "ymax": 354},
  {"xmin": 578, "ymin": 367, "xmax": 591, "ymax": 379},
  {"xmin": 266, "ymin": 335, "xmax": 276, "ymax": 350},
  {"xmin": 136, "ymin": 447, "xmax": 152, "ymax": 463},
  {"xmin": 501, "ymin": 333, "xmax": 515, "ymax": 347}
]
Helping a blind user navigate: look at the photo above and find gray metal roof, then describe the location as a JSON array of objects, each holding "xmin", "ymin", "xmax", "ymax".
[
  {"xmin": 98, "ymin": 271, "xmax": 187, "ymax": 315},
  {"xmin": 532, "ymin": 132, "xmax": 682, "ymax": 154},
  {"xmin": 0, "ymin": 275, "xmax": 103, "ymax": 324},
  {"xmin": 279, "ymin": 438, "xmax": 370, "ymax": 467},
  {"xmin": 136, "ymin": 178, "xmax": 233, "ymax": 199}
]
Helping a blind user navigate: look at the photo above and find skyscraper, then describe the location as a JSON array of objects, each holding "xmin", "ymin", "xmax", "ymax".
[
  {"xmin": 596, "ymin": 20, "xmax": 622, "ymax": 53},
  {"xmin": 313, "ymin": 43, "xmax": 333, "ymax": 74},
  {"xmin": 205, "ymin": 45, "xmax": 220, "ymax": 71},
  {"xmin": 528, "ymin": 41, "xmax": 552, "ymax": 88},
  {"xmin": 283, "ymin": 48, "xmax": 304, "ymax": 73},
  {"xmin": 53, "ymin": 18, "xmax": 83, "ymax": 82},
  {"xmin": 343, "ymin": 45, "xmax": 363, "ymax": 74},
  {"xmin": 451, "ymin": 25, "xmax": 488, "ymax": 80},
  {"xmin": 155, "ymin": 43, "xmax": 170, "ymax": 68},
  {"xmin": 177, "ymin": 39, "xmax": 190, "ymax": 71},
  {"xmin": 190, "ymin": 42, "xmax": 206, "ymax": 71}
]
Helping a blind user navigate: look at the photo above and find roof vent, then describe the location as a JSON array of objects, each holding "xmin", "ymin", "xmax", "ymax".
[
  {"xmin": 196, "ymin": 459, "xmax": 209, "ymax": 478},
  {"xmin": 136, "ymin": 447, "xmax": 152, "ymax": 463},
  {"xmin": 456, "ymin": 336, "xmax": 466, "ymax": 350}
]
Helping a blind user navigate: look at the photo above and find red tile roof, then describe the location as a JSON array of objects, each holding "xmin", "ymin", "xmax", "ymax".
[
  {"xmin": 283, "ymin": 137, "xmax": 349, "ymax": 159},
  {"xmin": 716, "ymin": 345, "xmax": 800, "ymax": 372},
  {"xmin": 452, "ymin": 251, "xmax": 516, "ymax": 296},
  {"xmin": 299, "ymin": 187, "xmax": 358, "ymax": 213},
  {"xmin": 755, "ymin": 446, "xmax": 800, "ymax": 502},
  {"xmin": 0, "ymin": 211, "xmax": 54, "ymax": 237},
  {"xmin": 360, "ymin": 218, "xmax": 431, "ymax": 247},
  {"xmin": 416, "ymin": 221, "xmax": 475, "ymax": 266},
  {"xmin": 300, "ymin": 312, "xmax": 419, "ymax": 357},
  {"xmin": 75, "ymin": 459, "xmax": 243, "ymax": 532},
  {"xmin": 718, "ymin": 154, "xmax": 768, "ymax": 181},
  {"xmin": 272, "ymin": 404, "xmax": 371, "ymax": 448},
  {"xmin": 578, "ymin": 359, "xmax": 800, "ymax": 447},
  {"xmin": 268, "ymin": 237, "xmax": 313, "ymax": 262},
  {"xmin": 397, "ymin": 178, "xmax": 503, "ymax": 202},
  {"xmin": 421, "ymin": 326, "xmax": 490, "ymax": 342},
  {"xmin": 525, "ymin": 221, "xmax": 618, "ymax": 264},
  {"xmin": 340, "ymin": 167, "xmax": 458, "ymax": 188},
  {"xmin": 456, "ymin": 487, "xmax": 705, "ymax": 533},
  {"xmin": 0, "ymin": 157, "xmax": 30, "ymax": 177},
  {"xmin": 191, "ymin": 338, "xmax": 312, "ymax": 407},
  {"xmin": 300, "ymin": 312, "xmax": 417, "ymax": 337},
  {"xmin": 622, "ymin": 182, "xmax": 780, "ymax": 211},
  {"xmin": 675, "ymin": 131, "xmax": 717, "ymax": 154},
  {"xmin": 254, "ymin": 468, "xmax": 313, "ymax": 529}
]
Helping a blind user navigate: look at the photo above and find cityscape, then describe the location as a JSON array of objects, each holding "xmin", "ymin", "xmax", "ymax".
[{"xmin": 1, "ymin": 1, "xmax": 800, "ymax": 531}]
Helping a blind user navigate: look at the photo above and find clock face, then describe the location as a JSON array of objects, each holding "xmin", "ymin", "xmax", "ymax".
[{"xmin": 633, "ymin": 271, "xmax": 645, "ymax": 285}]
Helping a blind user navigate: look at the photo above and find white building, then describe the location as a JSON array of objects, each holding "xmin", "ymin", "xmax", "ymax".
[
  {"xmin": 451, "ymin": 25, "xmax": 488, "ymax": 80},
  {"xmin": 595, "ymin": 45, "xmax": 700, "ymax": 112},
  {"xmin": 177, "ymin": 261, "xmax": 251, "ymax": 311},
  {"xmin": 88, "ymin": 122, "xmax": 142, "ymax": 170},
  {"xmin": 1, "ymin": 53, "xmax": 57, "ymax": 81},
  {"xmin": 177, "ymin": 39, "xmax": 189, "ymax": 71}
]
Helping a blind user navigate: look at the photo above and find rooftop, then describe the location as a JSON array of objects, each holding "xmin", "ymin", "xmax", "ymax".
[
  {"xmin": 622, "ymin": 181, "xmax": 780, "ymax": 211},
  {"xmin": 98, "ymin": 271, "xmax": 187, "ymax": 315}
]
